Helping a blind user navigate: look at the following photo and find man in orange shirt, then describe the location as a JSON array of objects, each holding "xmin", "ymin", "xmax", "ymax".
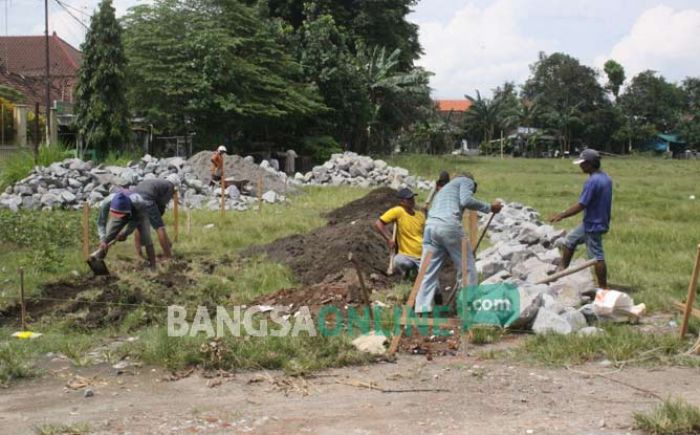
[
  {"xmin": 374, "ymin": 188, "xmax": 426, "ymax": 277},
  {"xmin": 209, "ymin": 145, "xmax": 227, "ymax": 187}
]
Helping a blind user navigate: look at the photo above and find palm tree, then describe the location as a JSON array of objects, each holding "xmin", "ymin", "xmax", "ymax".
[{"xmin": 463, "ymin": 91, "xmax": 502, "ymax": 144}]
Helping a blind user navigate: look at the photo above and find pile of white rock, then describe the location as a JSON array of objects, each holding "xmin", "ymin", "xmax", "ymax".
[
  {"xmin": 0, "ymin": 155, "xmax": 288, "ymax": 212},
  {"xmin": 474, "ymin": 202, "xmax": 631, "ymax": 335},
  {"xmin": 294, "ymin": 152, "xmax": 432, "ymax": 190}
]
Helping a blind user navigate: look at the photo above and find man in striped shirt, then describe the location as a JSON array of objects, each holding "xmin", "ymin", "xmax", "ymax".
[{"xmin": 415, "ymin": 173, "xmax": 503, "ymax": 314}]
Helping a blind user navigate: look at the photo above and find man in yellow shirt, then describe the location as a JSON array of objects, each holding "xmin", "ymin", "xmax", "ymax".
[{"xmin": 374, "ymin": 188, "xmax": 426, "ymax": 277}]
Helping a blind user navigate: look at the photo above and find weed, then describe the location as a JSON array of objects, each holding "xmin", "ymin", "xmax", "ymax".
[
  {"xmin": 0, "ymin": 144, "xmax": 71, "ymax": 190},
  {"xmin": 514, "ymin": 324, "xmax": 700, "ymax": 367},
  {"xmin": 467, "ymin": 325, "xmax": 504, "ymax": 345},
  {"xmin": 0, "ymin": 342, "xmax": 35, "ymax": 386},
  {"xmin": 634, "ymin": 397, "xmax": 700, "ymax": 435},
  {"xmin": 33, "ymin": 422, "xmax": 91, "ymax": 435}
]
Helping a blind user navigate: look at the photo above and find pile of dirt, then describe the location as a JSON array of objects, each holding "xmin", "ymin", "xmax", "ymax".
[
  {"xmin": 187, "ymin": 151, "xmax": 296, "ymax": 195},
  {"xmin": 245, "ymin": 187, "xmax": 402, "ymax": 287}
]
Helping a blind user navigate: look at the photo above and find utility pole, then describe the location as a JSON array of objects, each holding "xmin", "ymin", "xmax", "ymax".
[{"xmin": 44, "ymin": 0, "xmax": 51, "ymax": 146}]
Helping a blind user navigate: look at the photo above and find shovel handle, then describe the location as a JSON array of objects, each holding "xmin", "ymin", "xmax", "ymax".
[{"xmin": 473, "ymin": 213, "xmax": 495, "ymax": 255}]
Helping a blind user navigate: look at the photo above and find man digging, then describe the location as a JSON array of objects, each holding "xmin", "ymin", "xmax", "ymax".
[
  {"xmin": 414, "ymin": 173, "xmax": 503, "ymax": 315},
  {"xmin": 92, "ymin": 190, "xmax": 156, "ymax": 270},
  {"xmin": 550, "ymin": 148, "xmax": 613, "ymax": 289},
  {"xmin": 374, "ymin": 188, "xmax": 426, "ymax": 278},
  {"xmin": 132, "ymin": 176, "xmax": 180, "ymax": 261}
]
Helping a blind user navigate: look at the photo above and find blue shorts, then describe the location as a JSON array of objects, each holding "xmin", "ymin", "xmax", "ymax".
[{"xmin": 563, "ymin": 224, "xmax": 605, "ymax": 261}]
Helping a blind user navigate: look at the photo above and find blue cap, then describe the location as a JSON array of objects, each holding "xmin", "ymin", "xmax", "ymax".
[{"xmin": 110, "ymin": 192, "xmax": 133, "ymax": 214}]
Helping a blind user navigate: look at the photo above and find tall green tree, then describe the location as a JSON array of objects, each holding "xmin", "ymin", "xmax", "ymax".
[
  {"xmin": 678, "ymin": 77, "xmax": 700, "ymax": 148},
  {"xmin": 296, "ymin": 9, "xmax": 371, "ymax": 147},
  {"xmin": 618, "ymin": 70, "xmax": 683, "ymax": 134},
  {"xmin": 463, "ymin": 90, "xmax": 506, "ymax": 145},
  {"xmin": 522, "ymin": 52, "xmax": 609, "ymax": 152},
  {"xmin": 75, "ymin": 0, "xmax": 130, "ymax": 157},
  {"xmin": 603, "ymin": 60, "xmax": 626, "ymax": 99},
  {"xmin": 123, "ymin": 0, "xmax": 324, "ymax": 146}
]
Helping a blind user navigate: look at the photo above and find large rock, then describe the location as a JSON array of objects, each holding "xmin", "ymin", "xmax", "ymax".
[
  {"xmin": 261, "ymin": 190, "xmax": 278, "ymax": 203},
  {"xmin": 561, "ymin": 309, "xmax": 588, "ymax": 332},
  {"xmin": 0, "ymin": 196, "xmax": 22, "ymax": 212},
  {"xmin": 40, "ymin": 193, "xmax": 61, "ymax": 207},
  {"xmin": 60, "ymin": 191, "xmax": 77, "ymax": 203},
  {"xmin": 532, "ymin": 307, "xmax": 572, "ymax": 335}
]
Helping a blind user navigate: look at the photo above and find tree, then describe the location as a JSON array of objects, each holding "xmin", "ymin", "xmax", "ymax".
[
  {"xmin": 603, "ymin": 60, "xmax": 625, "ymax": 99},
  {"xmin": 523, "ymin": 52, "xmax": 609, "ymax": 152},
  {"xmin": 357, "ymin": 45, "xmax": 431, "ymax": 153},
  {"xmin": 296, "ymin": 9, "xmax": 371, "ymax": 148},
  {"xmin": 122, "ymin": 0, "xmax": 324, "ymax": 146},
  {"xmin": 678, "ymin": 77, "xmax": 700, "ymax": 148},
  {"xmin": 618, "ymin": 70, "xmax": 683, "ymax": 134},
  {"xmin": 75, "ymin": 0, "xmax": 130, "ymax": 157},
  {"xmin": 463, "ymin": 91, "xmax": 503, "ymax": 145}
]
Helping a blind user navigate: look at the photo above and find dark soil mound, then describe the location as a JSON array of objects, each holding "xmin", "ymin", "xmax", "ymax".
[
  {"xmin": 245, "ymin": 188, "xmax": 402, "ymax": 286},
  {"xmin": 324, "ymin": 187, "xmax": 398, "ymax": 224}
]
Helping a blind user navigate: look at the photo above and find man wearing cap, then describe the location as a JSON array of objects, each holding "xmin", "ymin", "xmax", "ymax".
[
  {"xmin": 210, "ymin": 146, "xmax": 227, "ymax": 187},
  {"xmin": 93, "ymin": 190, "xmax": 156, "ymax": 269},
  {"xmin": 415, "ymin": 173, "xmax": 503, "ymax": 315},
  {"xmin": 374, "ymin": 188, "xmax": 426, "ymax": 278},
  {"xmin": 132, "ymin": 176, "xmax": 179, "ymax": 260},
  {"xmin": 550, "ymin": 148, "xmax": 613, "ymax": 288}
]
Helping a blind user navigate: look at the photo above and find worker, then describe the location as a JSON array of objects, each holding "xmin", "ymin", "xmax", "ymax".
[
  {"xmin": 132, "ymin": 175, "xmax": 179, "ymax": 260},
  {"xmin": 93, "ymin": 190, "xmax": 156, "ymax": 269},
  {"xmin": 415, "ymin": 173, "xmax": 502, "ymax": 315},
  {"xmin": 436, "ymin": 171, "xmax": 450, "ymax": 191},
  {"xmin": 374, "ymin": 188, "xmax": 426, "ymax": 278},
  {"xmin": 550, "ymin": 149, "xmax": 613, "ymax": 288},
  {"xmin": 209, "ymin": 145, "xmax": 227, "ymax": 187}
]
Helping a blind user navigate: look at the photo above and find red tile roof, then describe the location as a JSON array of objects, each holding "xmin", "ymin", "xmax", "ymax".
[
  {"xmin": 0, "ymin": 33, "xmax": 82, "ymax": 78},
  {"xmin": 435, "ymin": 99, "xmax": 472, "ymax": 112}
]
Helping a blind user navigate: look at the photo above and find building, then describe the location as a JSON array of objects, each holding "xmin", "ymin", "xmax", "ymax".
[{"xmin": 0, "ymin": 32, "xmax": 82, "ymax": 108}]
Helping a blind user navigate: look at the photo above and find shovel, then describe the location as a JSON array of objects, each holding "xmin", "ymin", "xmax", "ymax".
[
  {"xmin": 86, "ymin": 240, "xmax": 116, "ymax": 276},
  {"xmin": 472, "ymin": 213, "xmax": 495, "ymax": 255},
  {"xmin": 386, "ymin": 224, "xmax": 398, "ymax": 275}
]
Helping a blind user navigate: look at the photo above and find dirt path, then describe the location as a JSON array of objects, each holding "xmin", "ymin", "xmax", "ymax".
[{"xmin": 2, "ymin": 353, "xmax": 699, "ymax": 435}]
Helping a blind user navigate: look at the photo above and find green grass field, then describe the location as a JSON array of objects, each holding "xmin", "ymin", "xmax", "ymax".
[
  {"xmin": 1, "ymin": 155, "xmax": 699, "ymax": 383},
  {"xmin": 388, "ymin": 155, "xmax": 700, "ymax": 310}
]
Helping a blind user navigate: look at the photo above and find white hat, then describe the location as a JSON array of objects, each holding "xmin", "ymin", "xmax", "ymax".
[
  {"xmin": 217, "ymin": 145, "xmax": 227, "ymax": 153},
  {"xmin": 166, "ymin": 174, "xmax": 181, "ymax": 190}
]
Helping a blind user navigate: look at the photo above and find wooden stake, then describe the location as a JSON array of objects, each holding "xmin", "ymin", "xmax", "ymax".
[
  {"xmin": 469, "ymin": 211, "xmax": 478, "ymax": 251},
  {"xmin": 535, "ymin": 259, "xmax": 597, "ymax": 285},
  {"xmin": 388, "ymin": 250, "xmax": 433, "ymax": 355},
  {"xmin": 82, "ymin": 202, "xmax": 89, "ymax": 260},
  {"xmin": 173, "ymin": 190, "xmax": 179, "ymax": 242},
  {"xmin": 679, "ymin": 244, "xmax": 700, "ymax": 338},
  {"xmin": 19, "ymin": 268, "xmax": 26, "ymax": 331},
  {"xmin": 220, "ymin": 154, "xmax": 226, "ymax": 216},
  {"xmin": 348, "ymin": 253, "xmax": 373, "ymax": 321},
  {"xmin": 461, "ymin": 237, "xmax": 468, "ymax": 288},
  {"xmin": 257, "ymin": 173, "xmax": 264, "ymax": 212}
]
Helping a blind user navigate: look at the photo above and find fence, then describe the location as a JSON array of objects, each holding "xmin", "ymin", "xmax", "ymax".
[{"xmin": 0, "ymin": 145, "xmax": 24, "ymax": 161}]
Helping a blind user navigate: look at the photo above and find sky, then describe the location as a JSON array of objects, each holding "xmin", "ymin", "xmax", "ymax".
[{"xmin": 1, "ymin": 0, "xmax": 699, "ymax": 98}]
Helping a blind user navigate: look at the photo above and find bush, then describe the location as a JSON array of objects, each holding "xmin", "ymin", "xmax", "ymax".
[
  {"xmin": 301, "ymin": 135, "xmax": 342, "ymax": 162},
  {"xmin": 0, "ymin": 144, "xmax": 71, "ymax": 190}
]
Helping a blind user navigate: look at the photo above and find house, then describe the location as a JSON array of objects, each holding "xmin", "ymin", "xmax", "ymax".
[
  {"xmin": 0, "ymin": 32, "xmax": 82, "ymax": 108},
  {"xmin": 644, "ymin": 133, "xmax": 687, "ymax": 156},
  {"xmin": 435, "ymin": 99, "xmax": 472, "ymax": 121}
]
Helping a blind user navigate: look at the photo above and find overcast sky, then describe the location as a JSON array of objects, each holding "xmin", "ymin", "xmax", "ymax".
[{"xmin": 3, "ymin": 0, "xmax": 699, "ymax": 98}]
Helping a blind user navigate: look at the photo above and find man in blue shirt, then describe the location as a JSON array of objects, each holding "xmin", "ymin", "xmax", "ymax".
[{"xmin": 550, "ymin": 149, "xmax": 613, "ymax": 288}]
